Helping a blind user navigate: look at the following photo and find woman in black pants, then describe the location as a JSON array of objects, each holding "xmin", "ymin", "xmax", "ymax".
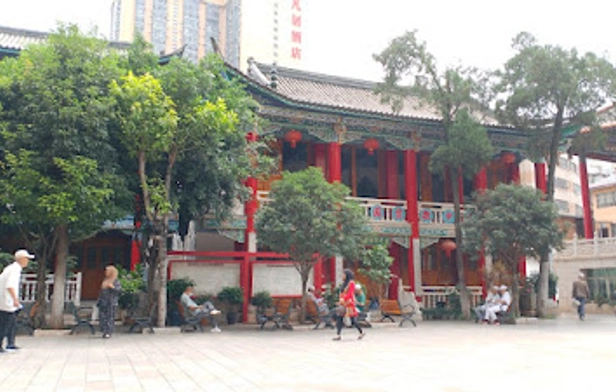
[{"xmin": 333, "ymin": 269, "xmax": 365, "ymax": 341}]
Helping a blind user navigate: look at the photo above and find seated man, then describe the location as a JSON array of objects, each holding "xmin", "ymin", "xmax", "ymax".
[
  {"xmin": 354, "ymin": 283, "xmax": 366, "ymax": 314},
  {"xmin": 307, "ymin": 286, "xmax": 329, "ymax": 314},
  {"xmin": 484, "ymin": 285, "xmax": 511, "ymax": 325},
  {"xmin": 474, "ymin": 286, "xmax": 499, "ymax": 321},
  {"xmin": 180, "ymin": 285, "xmax": 222, "ymax": 332}
]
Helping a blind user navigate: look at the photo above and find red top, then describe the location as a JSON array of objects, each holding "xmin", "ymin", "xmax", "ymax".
[{"xmin": 340, "ymin": 280, "xmax": 358, "ymax": 318}]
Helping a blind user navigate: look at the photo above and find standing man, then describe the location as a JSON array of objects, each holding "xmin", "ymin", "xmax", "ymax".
[
  {"xmin": 572, "ymin": 272, "xmax": 590, "ymax": 321},
  {"xmin": 0, "ymin": 249, "xmax": 34, "ymax": 353}
]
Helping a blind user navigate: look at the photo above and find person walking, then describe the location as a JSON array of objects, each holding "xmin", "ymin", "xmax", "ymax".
[
  {"xmin": 97, "ymin": 265, "xmax": 121, "ymax": 338},
  {"xmin": 572, "ymin": 272, "xmax": 590, "ymax": 321},
  {"xmin": 333, "ymin": 269, "xmax": 365, "ymax": 341},
  {"xmin": 0, "ymin": 249, "xmax": 34, "ymax": 353}
]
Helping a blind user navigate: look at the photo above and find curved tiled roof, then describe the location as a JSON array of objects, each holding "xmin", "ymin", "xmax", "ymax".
[
  {"xmin": 255, "ymin": 62, "xmax": 442, "ymax": 121},
  {"xmin": 0, "ymin": 25, "xmax": 130, "ymax": 54}
]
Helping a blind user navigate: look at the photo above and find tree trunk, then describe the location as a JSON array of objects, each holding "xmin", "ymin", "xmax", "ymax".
[
  {"xmin": 35, "ymin": 252, "xmax": 48, "ymax": 328},
  {"xmin": 49, "ymin": 224, "xmax": 69, "ymax": 329},
  {"xmin": 537, "ymin": 108, "xmax": 564, "ymax": 317},
  {"xmin": 511, "ymin": 270, "xmax": 520, "ymax": 319},
  {"xmin": 451, "ymin": 169, "xmax": 471, "ymax": 318},
  {"xmin": 299, "ymin": 263, "xmax": 313, "ymax": 324},
  {"xmin": 156, "ymin": 216, "xmax": 169, "ymax": 328}
]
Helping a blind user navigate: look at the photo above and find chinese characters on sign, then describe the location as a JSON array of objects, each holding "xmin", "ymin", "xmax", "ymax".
[{"xmin": 291, "ymin": 0, "xmax": 301, "ymax": 60}]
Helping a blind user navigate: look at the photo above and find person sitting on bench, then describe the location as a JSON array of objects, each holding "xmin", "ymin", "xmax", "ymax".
[
  {"xmin": 483, "ymin": 285, "xmax": 511, "ymax": 325},
  {"xmin": 180, "ymin": 285, "xmax": 222, "ymax": 332},
  {"xmin": 475, "ymin": 286, "xmax": 499, "ymax": 321}
]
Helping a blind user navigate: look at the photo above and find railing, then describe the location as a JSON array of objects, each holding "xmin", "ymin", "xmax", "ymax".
[
  {"xmin": 346, "ymin": 197, "xmax": 408, "ymax": 224},
  {"xmin": 417, "ymin": 202, "xmax": 474, "ymax": 226},
  {"xmin": 421, "ymin": 285, "xmax": 483, "ymax": 308},
  {"xmin": 19, "ymin": 273, "xmax": 82, "ymax": 306},
  {"xmin": 557, "ymin": 235, "xmax": 616, "ymax": 259},
  {"xmin": 258, "ymin": 191, "xmax": 474, "ymax": 227}
]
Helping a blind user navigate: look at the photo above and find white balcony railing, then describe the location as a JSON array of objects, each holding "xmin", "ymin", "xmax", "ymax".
[
  {"xmin": 557, "ymin": 235, "xmax": 616, "ymax": 259},
  {"xmin": 20, "ymin": 273, "xmax": 82, "ymax": 306},
  {"xmin": 256, "ymin": 191, "xmax": 471, "ymax": 227},
  {"xmin": 421, "ymin": 285, "xmax": 483, "ymax": 308}
]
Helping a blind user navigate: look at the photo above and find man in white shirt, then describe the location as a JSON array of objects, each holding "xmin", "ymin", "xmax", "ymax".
[
  {"xmin": 0, "ymin": 249, "xmax": 34, "ymax": 353},
  {"xmin": 180, "ymin": 285, "xmax": 222, "ymax": 332},
  {"xmin": 475, "ymin": 286, "xmax": 499, "ymax": 321},
  {"xmin": 483, "ymin": 285, "xmax": 512, "ymax": 325}
]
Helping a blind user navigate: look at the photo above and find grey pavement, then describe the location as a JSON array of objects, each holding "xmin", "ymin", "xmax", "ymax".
[{"xmin": 1, "ymin": 315, "xmax": 616, "ymax": 392}]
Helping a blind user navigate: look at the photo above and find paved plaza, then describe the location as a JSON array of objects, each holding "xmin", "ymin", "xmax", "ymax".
[{"xmin": 1, "ymin": 315, "xmax": 616, "ymax": 392}]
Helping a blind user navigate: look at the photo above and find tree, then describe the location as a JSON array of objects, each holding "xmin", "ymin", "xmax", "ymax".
[
  {"xmin": 463, "ymin": 183, "xmax": 564, "ymax": 317},
  {"xmin": 110, "ymin": 56, "xmax": 263, "ymax": 327},
  {"xmin": 494, "ymin": 32, "xmax": 616, "ymax": 316},
  {"xmin": 0, "ymin": 25, "xmax": 128, "ymax": 328},
  {"xmin": 255, "ymin": 167, "xmax": 369, "ymax": 321},
  {"xmin": 374, "ymin": 30, "xmax": 494, "ymax": 318},
  {"xmin": 358, "ymin": 243, "xmax": 393, "ymax": 302}
]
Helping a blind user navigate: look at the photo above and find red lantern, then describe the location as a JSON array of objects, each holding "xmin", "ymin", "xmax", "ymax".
[
  {"xmin": 285, "ymin": 130, "xmax": 302, "ymax": 148},
  {"xmin": 441, "ymin": 239, "xmax": 456, "ymax": 257},
  {"xmin": 363, "ymin": 138, "xmax": 379, "ymax": 155},
  {"xmin": 501, "ymin": 151, "xmax": 516, "ymax": 164}
]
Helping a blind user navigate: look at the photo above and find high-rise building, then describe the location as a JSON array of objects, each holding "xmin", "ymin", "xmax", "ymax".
[{"xmin": 110, "ymin": 0, "xmax": 303, "ymax": 70}]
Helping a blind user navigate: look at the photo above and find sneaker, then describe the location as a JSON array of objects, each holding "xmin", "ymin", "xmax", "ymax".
[
  {"xmin": 358, "ymin": 332, "xmax": 366, "ymax": 340},
  {"xmin": 5, "ymin": 345, "xmax": 19, "ymax": 351},
  {"xmin": 210, "ymin": 310, "xmax": 221, "ymax": 316},
  {"xmin": 332, "ymin": 336, "xmax": 342, "ymax": 341},
  {"xmin": 211, "ymin": 327, "xmax": 222, "ymax": 333},
  {"xmin": 102, "ymin": 334, "xmax": 111, "ymax": 339}
]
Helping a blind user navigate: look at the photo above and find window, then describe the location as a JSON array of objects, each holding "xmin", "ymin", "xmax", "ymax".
[
  {"xmin": 555, "ymin": 177, "xmax": 569, "ymax": 190},
  {"xmin": 585, "ymin": 268, "xmax": 616, "ymax": 302},
  {"xmin": 597, "ymin": 191, "xmax": 616, "ymax": 208},
  {"xmin": 555, "ymin": 199, "xmax": 569, "ymax": 214}
]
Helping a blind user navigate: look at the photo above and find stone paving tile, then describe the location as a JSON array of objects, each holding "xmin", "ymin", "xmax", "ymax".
[{"xmin": 2, "ymin": 317, "xmax": 616, "ymax": 391}]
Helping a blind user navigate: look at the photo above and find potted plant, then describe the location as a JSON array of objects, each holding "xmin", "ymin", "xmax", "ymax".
[{"xmin": 218, "ymin": 286, "xmax": 244, "ymax": 325}]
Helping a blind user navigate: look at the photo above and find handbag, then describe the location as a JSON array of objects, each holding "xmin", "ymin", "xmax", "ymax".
[
  {"xmin": 334, "ymin": 305, "xmax": 346, "ymax": 316},
  {"xmin": 572, "ymin": 298, "xmax": 580, "ymax": 307}
]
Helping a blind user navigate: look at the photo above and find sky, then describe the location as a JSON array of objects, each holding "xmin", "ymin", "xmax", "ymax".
[{"xmin": 1, "ymin": 0, "xmax": 616, "ymax": 82}]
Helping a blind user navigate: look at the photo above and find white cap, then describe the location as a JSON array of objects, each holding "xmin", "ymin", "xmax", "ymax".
[
  {"xmin": 14, "ymin": 249, "xmax": 35, "ymax": 260},
  {"xmin": 499, "ymin": 285, "xmax": 508, "ymax": 291}
]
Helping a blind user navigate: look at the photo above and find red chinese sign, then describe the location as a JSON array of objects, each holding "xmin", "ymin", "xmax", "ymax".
[{"xmin": 290, "ymin": 0, "xmax": 302, "ymax": 60}]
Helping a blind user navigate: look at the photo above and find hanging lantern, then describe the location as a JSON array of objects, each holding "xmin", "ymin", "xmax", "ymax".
[
  {"xmin": 363, "ymin": 138, "xmax": 379, "ymax": 155},
  {"xmin": 284, "ymin": 130, "xmax": 302, "ymax": 148},
  {"xmin": 501, "ymin": 151, "xmax": 516, "ymax": 164},
  {"xmin": 441, "ymin": 239, "xmax": 457, "ymax": 257}
]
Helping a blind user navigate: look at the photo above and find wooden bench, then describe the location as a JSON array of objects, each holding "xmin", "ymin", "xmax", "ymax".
[
  {"xmin": 305, "ymin": 299, "xmax": 334, "ymax": 330},
  {"xmin": 128, "ymin": 300, "xmax": 156, "ymax": 334},
  {"xmin": 380, "ymin": 299, "xmax": 417, "ymax": 327},
  {"xmin": 68, "ymin": 303, "xmax": 95, "ymax": 335},
  {"xmin": 257, "ymin": 298, "xmax": 294, "ymax": 330},
  {"xmin": 178, "ymin": 300, "xmax": 204, "ymax": 333},
  {"xmin": 15, "ymin": 302, "xmax": 38, "ymax": 336}
]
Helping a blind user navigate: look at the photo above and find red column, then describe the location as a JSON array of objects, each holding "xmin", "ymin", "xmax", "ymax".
[
  {"xmin": 474, "ymin": 167, "xmax": 488, "ymax": 296},
  {"xmin": 386, "ymin": 150, "xmax": 399, "ymax": 199},
  {"xmin": 130, "ymin": 195, "xmax": 142, "ymax": 271},
  {"xmin": 314, "ymin": 143, "xmax": 327, "ymax": 176},
  {"xmin": 327, "ymin": 142, "xmax": 341, "ymax": 183},
  {"xmin": 327, "ymin": 141, "xmax": 342, "ymax": 284},
  {"xmin": 313, "ymin": 258, "xmax": 323, "ymax": 294},
  {"xmin": 579, "ymin": 154, "xmax": 594, "ymax": 239},
  {"xmin": 535, "ymin": 162, "xmax": 547, "ymax": 194},
  {"xmin": 240, "ymin": 254, "xmax": 250, "ymax": 323},
  {"xmin": 245, "ymin": 132, "xmax": 258, "ymax": 246},
  {"xmin": 404, "ymin": 149, "xmax": 419, "ymax": 296},
  {"xmin": 510, "ymin": 161, "xmax": 520, "ymax": 184}
]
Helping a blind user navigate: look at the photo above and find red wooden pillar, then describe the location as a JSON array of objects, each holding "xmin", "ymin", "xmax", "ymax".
[
  {"xmin": 245, "ymin": 132, "xmax": 258, "ymax": 250},
  {"xmin": 313, "ymin": 258, "xmax": 323, "ymax": 294},
  {"xmin": 579, "ymin": 154, "xmax": 594, "ymax": 239},
  {"xmin": 404, "ymin": 149, "xmax": 419, "ymax": 297},
  {"xmin": 535, "ymin": 162, "xmax": 547, "ymax": 194},
  {"xmin": 327, "ymin": 141, "xmax": 342, "ymax": 284},
  {"xmin": 474, "ymin": 167, "xmax": 488, "ymax": 296},
  {"xmin": 327, "ymin": 142, "xmax": 341, "ymax": 183},
  {"xmin": 314, "ymin": 143, "xmax": 328, "ymax": 176},
  {"xmin": 130, "ymin": 195, "xmax": 142, "ymax": 271},
  {"xmin": 240, "ymin": 253, "xmax": 250, "ymax": 323}
]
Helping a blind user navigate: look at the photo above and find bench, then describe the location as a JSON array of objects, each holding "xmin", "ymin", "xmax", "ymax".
[
  {"xmin": 68, "ymin": 303, "xmax": 95, "ymax": 335},
  {"xmin": 306, "ymin": 299, "xmax": 335, "ymax": 330},
  {"xmin": 128, "ymin": 300, "xmax": 156, "ymax": 334},
  {"xmin": 257, "ymin": 298, "xmax": 294, "ymax": 330},
  {"xmin": 423, "ymin": 302, "xmax": 458, "ymax": 320},
  {"xmin": 15, "ymin": 302, "xmax": 38, "ymax": 336},
  {"xmin": 178, "ymin": 300, "xmax": 204, "ymax": 333},
  {"xmin": 380, "ymin": 299, "xmax": 417, "ymax": 327}
]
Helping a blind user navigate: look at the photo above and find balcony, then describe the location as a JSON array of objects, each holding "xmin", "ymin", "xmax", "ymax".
[{"xmin": 255, "ymin": 191, "xmax": 473, "ymax": 238}]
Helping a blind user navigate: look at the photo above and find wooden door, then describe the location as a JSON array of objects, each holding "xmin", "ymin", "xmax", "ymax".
[{"xmin": 77, "ymin": 239, "xmax": 129, "ymax": 300}]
